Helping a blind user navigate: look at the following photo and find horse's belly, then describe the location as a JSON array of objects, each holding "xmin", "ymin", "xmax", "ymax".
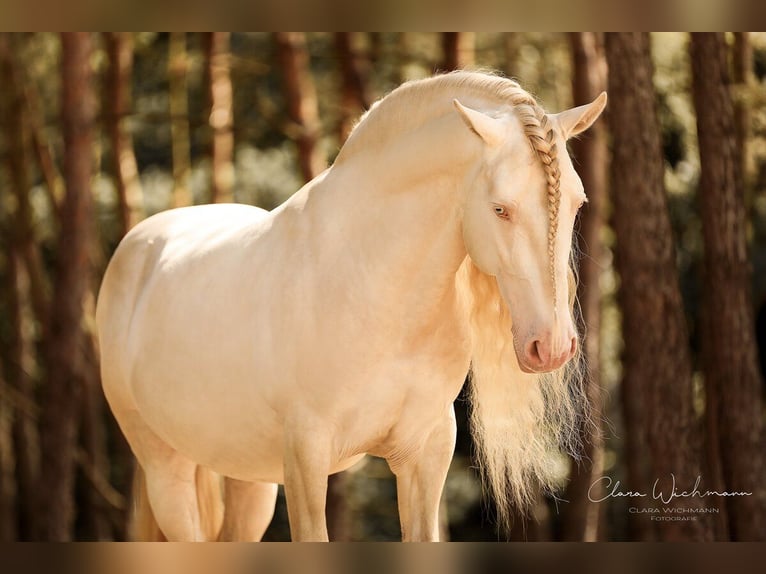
[
  {"xmin": 132, "ymin": 361, "xmax": 370, "ymax": 484},
  {"xmin": 131, "ymin": 370, "xmax": 287, "ymax": 482}
]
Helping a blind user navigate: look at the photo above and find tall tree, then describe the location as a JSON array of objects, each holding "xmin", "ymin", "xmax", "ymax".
[
  {"xmin": 605, "ymin": 32, "xmax": 713, "ymax": 541},
  {"xmin": 0, "ymin": 369, "xmax": 16, "ymax": 540},
  {"xmin": 274, "ymin": 33, "xmax": 325, "ymax": 182},
  {"xmin": 169, "ymin": 32, "xmax": 193, "ymax": 208},
  {"xmin": 21, "ymin": 56, "xmax": 65, "ymax": 218},
  {"xmin": 690, "ymin": 32, "xmax": 766, "ymax": 541},
  {"xmin": 334, "ymin": 33, "xmax": 370, "ymax": 142},
  {"xmin": 34, "ymin": 32, "xmax": 96, "ymax": 541},
  {"xmin": 0, "ymin": 33, "xmax": 44, "ymax": 541},
  {"xmin": 204, "ymin": 32, "xmax": 235, "ymax": 203},
  {"xmin": 441, "ymin": 33, "xmax": 475, "ymax": 71},
  {"xmin": 503, "ymin": 33, "xmax": 520, "ymax": 78},
  {"xmin": 561, "ymin": 32, "xmax": 608, "ymax": 542},
  {"xmin": 732, "ymin": 33, "xmax": 754, "ymax": 193},
  {"xmin": 104, "ymin": 33, "xmax": 143, "ymax": 235}
]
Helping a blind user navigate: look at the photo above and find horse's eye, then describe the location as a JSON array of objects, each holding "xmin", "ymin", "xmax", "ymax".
[{"xmin": 493, "ymin": 205, "xmax": 509, "ymax": 219}]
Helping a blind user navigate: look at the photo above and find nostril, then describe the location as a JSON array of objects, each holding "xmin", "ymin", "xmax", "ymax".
[
  {"xmin": 525, "ymin": 340, "xmax": 543, "ymax": 366},
  {"xmin": 569, "ymin": 336, "xmax": 577, "ymax": 357}
]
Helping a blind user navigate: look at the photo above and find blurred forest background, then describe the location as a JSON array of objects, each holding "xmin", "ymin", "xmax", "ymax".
[{"xmin": 0, "ymin": 32, "xmax": 765, "ymax": 542}]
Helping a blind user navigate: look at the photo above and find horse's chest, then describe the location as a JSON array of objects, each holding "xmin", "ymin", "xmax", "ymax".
[{"xmin": 329, "ymin": 338, "xmax": 470, "ymax": 459}]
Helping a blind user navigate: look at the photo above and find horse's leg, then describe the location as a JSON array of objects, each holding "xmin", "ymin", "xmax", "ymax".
[
  {"xmin": 283, "ymin": 427, "xmax": 331, "ymax": 541},
  {"xmin": 119, "ymin": 413, "xmax": 210, "ymax": 541},
  {"xmin": 391, "ymin": 407, "xmax": 457, "ymax": 541},
  {"xmin": 218, "ymin": 478, "xmax": 278, "ymax": 541}
]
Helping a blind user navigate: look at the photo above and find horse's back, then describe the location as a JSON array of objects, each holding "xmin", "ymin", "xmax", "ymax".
[{"xmin": 97, "ymin": 203, "xmax": 269, "ymax": 353}]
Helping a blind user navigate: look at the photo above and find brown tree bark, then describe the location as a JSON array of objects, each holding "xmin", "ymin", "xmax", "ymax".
[
  {"xmin": 0, "ymin": 369, "xmax": 17, "ymax": 541},
  {"xmin": 0, "ymin": 34, "xmax": 44, "ymax": 541},
  {"xmin": 605, "ymin": 32, "xmax": 713, "ymax": 541},
  {"xmin": 0, "ymin": 34, "xmax": 50, "ymax": 337},
  {"xmin": 274, "ymin": 33, "xmax": 325, "ymax": 182},
  {"xmin": 334, "ymin": 33, "xmax": 370, "ymax": 143},
  {"xmin": 34, "ymin": 32, "xmax": 96, "ymax": 541},
  {"xmin": 204, "ymin": 32, "xmax": 235, "ymax": 203},
  {"xmin": 21, "ymin": 62, "xmax": 65, "ymax": 218},
  {"xmin": 0, "ymin": 250, "xmax": 35, "ymax": 542},
  {"xmin": 104, "ymin": 33, "xmax": 143, "ymax": 235},
  {"xmin": 169, "ymin": 32, "xmax": 193, "ymax": 208},
  {"xmin": 503, "ymin": 33, "xmax": 520, "ymax": 78},
  {"xmin": 690, "ymin": 32, "xmax": 766, "ymax": 541},
  {"xmin": 732, "ymin": 33, "xmax": 753, "ymax": 193},
  {"xmin": 561, "ymin": 32, "xmax": 608, "ymax": 542},
  {"xmin": 441, "ymin": 33, "xmax": 475, "ymax": 71},
  {"xmin": 78, "ymin": 296, "xmax": 116, "ymax": 540}
]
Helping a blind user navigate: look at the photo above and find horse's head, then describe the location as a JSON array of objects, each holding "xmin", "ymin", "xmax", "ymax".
[{"xmin": 455, "ymin": 93, "xmax": 606, "ymax": 374}]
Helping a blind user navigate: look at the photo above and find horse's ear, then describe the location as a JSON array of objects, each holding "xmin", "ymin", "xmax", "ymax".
[
  {"xmin": 453, "ymin": 99, "xmax": 504, "ymax": 147},
  {"xmin": 553, "ymin": 91, "xmax": 607, "ymax": 140}
]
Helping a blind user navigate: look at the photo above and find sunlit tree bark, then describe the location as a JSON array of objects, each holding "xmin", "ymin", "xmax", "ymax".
[
  {"xmin": 441, "ymin": 33, "xmax": 475, "ymax": 71},
  {"xmin": 503, "ymin": 33, "xmax": 520, "ymax": 78},
  {"xmin": 334, "ymin": 33, "xmax": 370, "ymax": 143},
  {"xmin": 35, "ymin": 32, "xmax": 96, "ymax": 541},
  {"xmin": 204, "ymin": 32, "xmax": 235, "ymax": 203},
  {"xmin": 561, "ymin": 32, "xmax": 608, "ymax": 542},
  {"xmin": 169, "ymin": 32, "xmax": 193, "ymax": 208},
  {"xmin": 104, "ymin": 32, "xmax": 143, "ymax": 234},
  {"xmin": 274, "ymin": 33, "xmax": 325, "ymax": 182}
]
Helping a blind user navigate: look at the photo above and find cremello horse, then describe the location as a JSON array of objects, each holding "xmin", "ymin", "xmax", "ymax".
[{"xmin": 96, "ymin": 71, "xmax": 606, "ymax": 541}]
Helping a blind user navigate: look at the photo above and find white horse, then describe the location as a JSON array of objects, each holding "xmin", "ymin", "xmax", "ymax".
[{"xmin": 96, "ymin": 71, "xmax": 606, "ymax": 541}]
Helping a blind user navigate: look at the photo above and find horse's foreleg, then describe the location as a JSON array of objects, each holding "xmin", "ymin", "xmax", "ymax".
[
  {"xmin": 218, "ymin": 478, "xmax": 278, "ymax": 541},
  {"xmin": 283, "ymin": 427, "xmax": 331, "ymax": 541},
  {"xmin": 392, "ymin": 407, "xmax": 456, "ymax": 542}
]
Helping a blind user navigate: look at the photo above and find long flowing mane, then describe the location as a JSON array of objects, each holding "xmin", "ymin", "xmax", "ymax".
[{"xmin": 342, "ymin": 72, "xmax": 588, "ymax": 529}]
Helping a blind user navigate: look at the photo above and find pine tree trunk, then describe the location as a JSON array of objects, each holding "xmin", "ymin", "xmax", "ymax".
[
  {"xmin": 0, "ymin": 368, "xmax": 16, "ymax": 540},
  {"xmin": 732, "ymin": 33, "xmax": 753, "ymax": 193},
  {"xmin": 35, "ymin": 32, "xmax": 95, "ymax": 541},
  {"xmin": 605, "ymin": 32, "xmax": 713, "ymax": 541},
  {"xmin": 78, "ymin": 289, "xmax": 115, "ymax": 540},
  {"xmin": 561, "ymin": 32, "xmax": 608, "ymax": 542},
  {"xmin": 690, "ymin": 32, "xmax": 766, "ymax": 541},
  {"xmin": 0, "ymin": 33, "xmax": 43, "ymax": 541},
  {"xmin": 441, "ymin": 33, "xmax": 475, "ymax": 71},
  {"xmin": 104, "ymin": 32, "xmax": 143, "ymax": 235},
  {"xmin": 274, "ymin": 33, "xmax": 325, "ymax": 182},
  {"xmin": 19, "ymin": 51, "xmax": 65, "ymax": 217},
  {"xmin": 204, "ymin": 32, "xmax": 235, "ymax": 203},
  {"xmin": 503, "ymin": 34, "xmax": 520, "ymax": 78},
  {"xmin": 0, "ymin": 34, "xmax": 50, "ymax": 337},
  {"xmin": 334, "ymin": 33, "xmax": 370, "ymax": 142},
  {"xmin": 169, "ymin": 32, "xmax": 192, "ymax": 208}
]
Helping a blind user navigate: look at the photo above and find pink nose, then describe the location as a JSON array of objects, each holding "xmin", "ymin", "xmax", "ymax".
[{"xmin": 522, "ymin": 335, "xmax": 577, "ymax": 373}]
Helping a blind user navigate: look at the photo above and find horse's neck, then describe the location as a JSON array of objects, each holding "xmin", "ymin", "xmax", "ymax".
[
  {"xmin": 316, "ymin": 114, "xmax": 480, "ymax": 319},
  {"xmin": 340, "ymin": 107, "xmax": 479, "ymax": 191}
]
